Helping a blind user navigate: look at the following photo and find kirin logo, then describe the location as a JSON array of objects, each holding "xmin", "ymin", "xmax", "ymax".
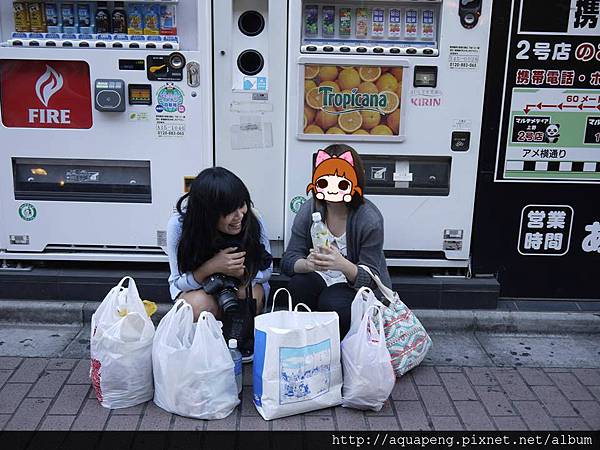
[{"xmin": 28, "ymin": 65, "xmax": 71, "ymax": 124}]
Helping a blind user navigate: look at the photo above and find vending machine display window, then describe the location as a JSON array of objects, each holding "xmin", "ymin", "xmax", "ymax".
[
  {"xmin": 12, "ymin": 158, "xmax": 152, "ymax": 203},
  {"xmin": 300, "ymin": 1, "xmax": 441, "ymax": 55},
  {"xmin": 301, "ymin": 62, "xmax": 405, "ymax": 140}
]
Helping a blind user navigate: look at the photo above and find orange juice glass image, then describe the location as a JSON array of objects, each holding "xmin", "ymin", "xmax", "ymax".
[{"xmin": 303, "ymin": 65, "xmax": 402, "ymax": 136}]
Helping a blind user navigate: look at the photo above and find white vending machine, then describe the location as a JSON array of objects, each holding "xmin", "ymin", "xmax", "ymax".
[
  {"xmin": 212, "ymin": 0, "xmax": 288, "ymax": 252},
  {"xmin": 285, "ymin": 0, "xmax": 491, "ymax": 268},
  {"xmin": 0, "ymin": 0, "xmax": 213, "ymax": 261}
]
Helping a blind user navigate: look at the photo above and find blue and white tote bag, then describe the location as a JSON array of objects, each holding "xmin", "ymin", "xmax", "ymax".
[{"xmin": 253, "ymin": 288, "xmax": 343, "ymax": 420}]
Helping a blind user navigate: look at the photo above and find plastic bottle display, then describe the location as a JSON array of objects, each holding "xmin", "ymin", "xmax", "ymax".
[
  {"xmin": 95, "ymin": 1, "xmax": 111, "ymax": 33},
  {"xmin": 338, "ymin": 7, "xmax": 352, "ymax": 37},
  {"xmin": 371, "ymin": 8, "xmax": 385, "ymax": 38},
  {"xmin": 310, "ymin": 212, "xmax": 329, "ymax": 252},
  {"xmin": 77, "ymin": 3, "xmax": 95, "ymax": 34},
  {"xmin": 28, "ymin": 2, "xmax": 47, "ymax": 33},
  {"xmin": 159, "ymin": 5, "xmax": 177, "ymax": 36},
  {"xmin": 59, "ymin": 3, "xmax": 77, "ymax": 34},
  {"xmin": 13, "ymin": 2, "xmax": 31, "ymax": 32},
  {"xmin": 388, "ymin": 8, "xmax": 401, "ymax": 38},
  {"xmin": 127, "ymin": 3, "xmax": 143, "ymax": 35},
  {"xmin": 304, "ymin": 4, "xmax": 318, "ymax": 37},
  {"xmin": 355, "ymin": 8, "xmax": 369, "ymax": 38},
  {"xmin": 144, "ymin": 4, "xmax": 160, "ymax": 35},
  {"xmin": 322, "ymin": 6, "xmax": 335, "ymax": 38},
  {"xmin": 228, "ymin": 339, "xmax": 242, "ymax": 395},
  {"xmin": 45, "ymin": 3, "xmax": 61, "ymax": 33},
  {"xmin": 111, "ymin": 2, "xmax": 128, "ymax": 34}
]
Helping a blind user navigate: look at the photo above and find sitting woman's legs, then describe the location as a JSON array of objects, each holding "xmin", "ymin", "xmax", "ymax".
[
  {"xmin": 317, "ymin": 283, "xmax": 356, "ymax": 339},
  {"xmin": 285, "ymin": 272, "xmax": 326, "ymax": 311},
  {"xmin": 179, "ymin": 289, "xmax": 219, "ymax": 321}
]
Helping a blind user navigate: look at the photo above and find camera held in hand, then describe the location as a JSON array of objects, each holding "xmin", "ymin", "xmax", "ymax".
[{"xmin": 202, "ymin": 273, "xmax": 240, "ymax": 314}]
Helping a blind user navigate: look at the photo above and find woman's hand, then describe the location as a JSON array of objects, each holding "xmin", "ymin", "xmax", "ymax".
[
  {"xmin": 309, "ymin": 246, "xmax": 358, "ymax": 282},
  {"xmin": 210, "ymin": 247, "xmax": 246, "ymax": 277},
  {"xmin": 193, "ymin": 247, "xmax": 246, "ymax": 283}
]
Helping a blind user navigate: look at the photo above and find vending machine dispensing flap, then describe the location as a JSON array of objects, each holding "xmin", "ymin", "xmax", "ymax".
[{"xmin": 0, "ymin": 59, "xmax": 92, "ymax": 129}]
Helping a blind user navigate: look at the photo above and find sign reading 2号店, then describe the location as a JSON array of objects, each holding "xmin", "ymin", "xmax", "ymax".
[{"xmin": 495, "ymin": 0, "xmax": 600, "ymax": 184}]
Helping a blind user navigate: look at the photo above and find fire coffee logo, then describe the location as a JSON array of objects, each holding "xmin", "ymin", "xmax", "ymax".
[{"xmin": 28, "ymin": 65, "xmax": 71, "ymax": 124}]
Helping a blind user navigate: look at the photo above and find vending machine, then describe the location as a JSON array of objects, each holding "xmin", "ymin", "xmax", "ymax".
[
  {"xmin": 212, "ymin": 0, "xmax": 288, "ymax": 251},
  {"xmin": 0, "ymin": 1, "xmax": 213, "ymax": 262},
  {"xmin": 285, "ymin": 0, "xmax": 491, "ymax": 268}
]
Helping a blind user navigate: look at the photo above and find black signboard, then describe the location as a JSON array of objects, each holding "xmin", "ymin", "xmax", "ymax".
[{"xmin": 471, "ymin": 0, "xmax": 600, "ymax": 299}]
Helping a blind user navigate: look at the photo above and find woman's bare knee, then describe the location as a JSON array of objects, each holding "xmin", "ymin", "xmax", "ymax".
[{"xmin": 180, "ymin": 290, "xmax": 219, "ymax": 321}]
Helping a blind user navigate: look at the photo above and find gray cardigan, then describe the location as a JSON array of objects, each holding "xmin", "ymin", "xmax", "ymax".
[{"xmin": 281, "ymin": 197, "xmax": 392, "ymax": 290}]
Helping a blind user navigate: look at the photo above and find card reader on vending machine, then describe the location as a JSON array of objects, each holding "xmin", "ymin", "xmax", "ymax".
[{"xmin": 94, "ymin": 79, "xmax": 126, "ymax": 112}]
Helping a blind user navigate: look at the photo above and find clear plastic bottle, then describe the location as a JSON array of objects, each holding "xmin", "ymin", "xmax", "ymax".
[
  {"xmin": 228, "ymin": 339, "xmax": 242, "ymax": 395},
  {"xmin": 310, "ymin": 212, "xmax": 329, "ymax": 252}
]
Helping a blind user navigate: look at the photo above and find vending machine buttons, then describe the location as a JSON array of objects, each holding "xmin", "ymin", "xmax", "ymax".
[
  {"xmin": 306, "ymin": 45, "xmax": 317, "ymax": 51},
  {"xmin": 414, "ymin": 66, "xmax": 438, "ymax": 88},
  {"xmin": 323, "ymin": 46, "xmax": 334, "ymax": 52},
  {"xmin": 356, "ymin": 47, "xmax": 367, "ymax": 53},
  {"xmin": 94, "ymin": 79, "xmax": 126, "ymax": 112},
  {"xmin": 390, "ymin": 48, "xmax": 401, "ymax": 54},
  {"xmin": 406, "ymin": 48, "xmax": 417, "ymax": 55},
  {"xmin": 373, "ymin": 47, "xmax": 384, "ymax": 53},
  {"xmin": 340, "ymin": 46, "xmax": 350, "ymax": 52},
  {"xmin": 451, "ymin": 131, "xmax": 471, "ymax": 151}
]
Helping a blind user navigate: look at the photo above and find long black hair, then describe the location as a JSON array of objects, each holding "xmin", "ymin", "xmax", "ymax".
[{"xmin": 176, "ymin": 167, "xmax": 264, "ymax": 284}]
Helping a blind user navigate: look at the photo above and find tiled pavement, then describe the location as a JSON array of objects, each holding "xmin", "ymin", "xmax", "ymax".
[{"xmin": 1, "ymin": 357, "xmax": 599, "ymax": 431}]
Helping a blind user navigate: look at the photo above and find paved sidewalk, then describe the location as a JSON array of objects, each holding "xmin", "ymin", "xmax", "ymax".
[{"xmin": 0, "ymin": 325, "xmax": 599, "ymax": 431}]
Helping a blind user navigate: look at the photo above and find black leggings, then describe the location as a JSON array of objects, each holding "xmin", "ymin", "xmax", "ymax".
[{"xmin": 286, "ymin": 272, "xmax": 356, "ymax": 339}]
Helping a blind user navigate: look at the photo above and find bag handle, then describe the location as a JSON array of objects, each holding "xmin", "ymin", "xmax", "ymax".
[
  {"xmin": 271, "ymin": 287, "xmax": 293, "ymax": 312},
  {"xmin": 358, "ymin": 265, "xmax": 396, "ymax": 305},
  {"xmin": 194, "ymin": 311, "xmax": 224, "ymax": 344},
  {"xmin": 293, "ymin": 303, "xmax": 312, "ymax": 312},
  {"xmin": 164, "ymin": 299, "xmax": 194, "ymax": 346}
]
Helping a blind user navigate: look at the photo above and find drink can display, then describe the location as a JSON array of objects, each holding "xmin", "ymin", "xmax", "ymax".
[
  {"xmin": 159, "ymin": 5, "xmax": 177, "ymax": 36},
  {"xmin": 356, "ymin": 8, "xmax": 369, "ymax": 38},
  {"xmin": 28, "ymin": 2, "xmax": 47, "ymax": 33},
  {"xmin": 371, "ymin": 8, "xmax": 384, "ymax": 38},
  {"xmin": 339, "ymin": 7, "xmax": 352, "ymax": 37},
  {"xmin": 304, "ymin": 5, "xmax": 318, "ymax": 37},
  {"xmin": 13, "ymin": 2, "xmax": 30, "ymax": 32},
  {"xmin": 45, "ymin": 3, "xmax": 61, "ymax": 33},
  {"xmin": 388, "ymin": 8, "xmax": 401, "ymax": 38},
  {"xmin": 112, "ymin": 2, "xmax": 127, "ymax": 35},
  {"xmin": 77, "ymin": 3, "xmax": 94, "ymax": 34},
  {"xmin": 322, "ymin": 6, "xmax": 335, "ymax": 38},
  {"xmin": 61, "ymin": 3, "xmax": 78, "ymax": 34},
  {"xmin": 95, "ymin": 2, "xmax": 111, "ymax": 34},
  {"xmin": 144, "ymin": 4, "xmax": 160, "ymax": 35},
  {"xmin": 421, "ymin": 9, "xmax": 435, "ymax": 40},
  {"xmin": 127, "ymin": 3, "xmax": 143, "ymax": 35},
  {"xmin": 405, "ymin": 9, "xmax": 418, "ymax": 39}
]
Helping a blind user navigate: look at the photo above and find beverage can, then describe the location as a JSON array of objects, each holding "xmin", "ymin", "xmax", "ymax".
[
  {"xmin": 95, "ymin": 2, "xmax": 111, "ymax": 34},
  {"xmin": 388, "ymin": 8, "xmax": 401, "ymax": 38},
  {"xmin": 45, "ymin": 3, "xmax": 61, "ymax": 33},
  {"xmin": 159, "ymin": 5, "xmax": 177, "ymax": 35},
  {"xmin": 112, "ymin": 2, "xmax": 127, "ymax": 34},
  {"xmin": 61, "ymin": 3, "xmax": 78, "ymax": 34},
  {"xmin": 356, "ymin": 8, "xmax": 369, "ymax": 39},
  {"xmin": 405, "ymin": 9, "xmax": 418, "ymax": 39},
  {"xmin": 304, "ymin": 5, "xmax": 318, "ymax": 37},
  {"xmin": 371, "ymin": 8, "xmax": 385, "ymax": 38},
  {"xmin": 144, "ymin": 4, "xmax": 160, "ymax": 35},
  {"xmin": 339, "ymin": 7, "xmax": 352, "ymax": 37},
  {"xmin": 322, "ymin": 6, "xmax": 335, "ymax": 38},
  {"xmin": 127, "ymin": 4, "xmax": 143, "ymax": 35},
  {"xmin": 28, "ymin": 2, "xmax": 47, "ymax": 33},
  {"xmin": 77, "ymin": 3, "xmax": 94, "ymax": 34},
  {"xmin": 421, "ymin": 9, "xmax": 435, "ymax": 40},
  {"xmin": 13, "ymin": 2, "xmax": 31, "ymax": 32}
]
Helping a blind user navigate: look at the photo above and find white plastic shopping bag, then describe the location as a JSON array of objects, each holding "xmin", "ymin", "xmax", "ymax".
[
  {"xmin": 153, "ymin": 303, "xmax": 240, "ymax": 419},
  {"xmin": 90, "ymin": 276, "xmax": 155, "ymax": 409},
  {"xmin": 342, "ymin": 305, "xmax": 395, "ymax": 411},
  {"xmin": 253, "ymin": 288, "xmax": 343, "ymax": 420}
]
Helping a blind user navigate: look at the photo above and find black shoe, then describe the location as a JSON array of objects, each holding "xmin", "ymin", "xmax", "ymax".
[{"xmin": 240, "ymin": 347, "xmax": 253, "ymax": 363}]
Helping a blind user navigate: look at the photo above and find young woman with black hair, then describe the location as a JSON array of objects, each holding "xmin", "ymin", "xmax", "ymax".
[
  {"xmin": 166, "ymin": 167, "xmax": 272, "ymax": 360},
  {"xmin": 281, "ymin": 144, "xmax": 391, "ymax": 339}
]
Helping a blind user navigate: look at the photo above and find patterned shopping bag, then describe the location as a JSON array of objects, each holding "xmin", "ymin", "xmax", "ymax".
[{"xmin": 358, "ymin": 266, "xmax": 432, "ymax": 377}]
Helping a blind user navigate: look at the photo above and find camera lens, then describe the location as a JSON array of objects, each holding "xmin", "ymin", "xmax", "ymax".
[
  {"xmin": 238, "ymin": 11, "xmax": 265, "ymax": 36},
  {"xmin": 218, "ymin": 289, "xmax": 240, "ymax": 314},
  {"xmin": 237, "ymin": 50, "xmax": 264, "ymax": 76}
]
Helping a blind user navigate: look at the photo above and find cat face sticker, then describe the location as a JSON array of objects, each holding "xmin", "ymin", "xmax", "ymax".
[{"xmin": 306, "ymin": 150, "xmax": 363, "ymax": 203}]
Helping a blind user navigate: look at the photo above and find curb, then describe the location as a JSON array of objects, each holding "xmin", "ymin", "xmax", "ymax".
[{"xmin": 1, "ymin": 300, "xmax": 599, "ymax": 334}]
